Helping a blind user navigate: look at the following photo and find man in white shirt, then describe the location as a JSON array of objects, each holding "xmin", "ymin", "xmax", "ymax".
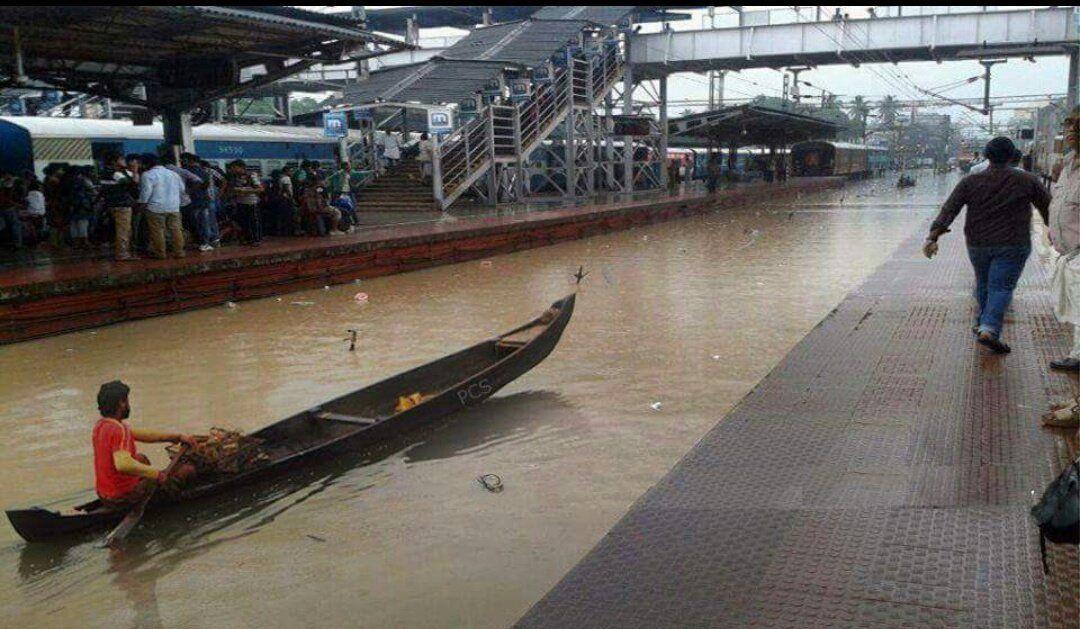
[{"xmin": 137, "ymin": 153, "xmax": 186, "ymax": 259}]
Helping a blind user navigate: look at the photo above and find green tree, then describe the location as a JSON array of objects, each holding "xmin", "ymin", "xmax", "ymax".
[
  {"xmin": 879, "ymin": 95, "xmax": 898, "ymax": 129},
  {"xmin": 847, "ymin": 95, "xmax": 871, "ymax": 141}
]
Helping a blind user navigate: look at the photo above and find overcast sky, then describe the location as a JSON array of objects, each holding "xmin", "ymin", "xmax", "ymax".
[{"xmin": 320, "ymin": 6, "xmax": 1073, "ymax": 130}]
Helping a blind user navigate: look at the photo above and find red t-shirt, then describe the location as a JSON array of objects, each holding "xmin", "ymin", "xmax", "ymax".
[{"xmin": 92, "ymin": 418, "xmax": 141, "ymax": 500}]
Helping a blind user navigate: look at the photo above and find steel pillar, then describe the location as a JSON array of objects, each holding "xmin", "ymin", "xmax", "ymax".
[
  {"xmin": 1068, "ymin": 47, "xmax": 1079, "ymax": 111},
  {"xmin": 162, "ymin": 110, "xmax": 194, "ymax": 156},
  {"xmin": 622, "ymin": 30, "xmax": 634, "ymax": 193},
  {"xmin": 659, "ymin": 74, "xmax": 669, "ymax": 189}
]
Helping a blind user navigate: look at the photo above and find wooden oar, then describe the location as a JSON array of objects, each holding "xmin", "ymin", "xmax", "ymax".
[{"xmin": 103, "ymin": 444, "xmax": 190, "ymax": 548}]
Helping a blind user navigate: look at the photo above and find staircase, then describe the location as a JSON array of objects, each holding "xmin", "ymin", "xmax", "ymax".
[
  {"xmin": 354, "ymin": 161, "xmax": 438, "ymax": 212},
  {"xmin": 433, "ymin": 38, "xmax": 624, "ymax": 210}
]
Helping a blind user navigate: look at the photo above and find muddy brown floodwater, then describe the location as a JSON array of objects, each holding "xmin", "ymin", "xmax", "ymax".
[{"xmin": 0, "ymin": 176, "xmax": 955, "ymax": 628}]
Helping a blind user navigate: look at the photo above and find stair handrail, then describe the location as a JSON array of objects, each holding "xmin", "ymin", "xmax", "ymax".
[{"xmin": 432, "ymin": 34, "xmax": 624, "ymax": 209}]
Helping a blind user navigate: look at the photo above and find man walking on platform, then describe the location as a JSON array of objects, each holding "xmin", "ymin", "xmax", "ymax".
[
  {"xmin": 1047, "ymin": 107, "xmax": 1080, "ymax": 373},
  {"xmin": 137, "ymin": 153, "xmax": 186, "ymax": 259},
  {"xmin": 923, "ymin": 137, "xmax": 1051, "ymax": 354}
]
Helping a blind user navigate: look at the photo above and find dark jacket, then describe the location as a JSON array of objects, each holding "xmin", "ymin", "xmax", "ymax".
[
  {"xmin": 930, "ymin": 165, "xmax": 1051, "ymax": 247},
  {"xmin": 99, "ymin": 168, "xmax": 137, "ymax": 208}
]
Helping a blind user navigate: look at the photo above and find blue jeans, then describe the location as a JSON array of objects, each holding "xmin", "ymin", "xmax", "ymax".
[
  {"xmin": 333, "ymin": 195, "xmax": 357, "ymax": 227},
  {"xmin": 1, "ymin": 208, "xmax": 22, "ymax": 247},
  {"xmin": 967, "ymin": 244, "xmax": 1030, "ymax": 336},
  {"xmin": 193, "ymin": 205, "xmax": 216, "ymax": 245}
]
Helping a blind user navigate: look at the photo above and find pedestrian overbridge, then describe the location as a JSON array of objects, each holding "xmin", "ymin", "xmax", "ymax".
[{"xmin": 629, "ymin": 7, "xmax": 1079, "ymax": 77}]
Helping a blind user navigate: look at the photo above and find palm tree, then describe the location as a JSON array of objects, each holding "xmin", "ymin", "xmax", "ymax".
[
  {"xmin": 879, "ymin": 95, "xmax": 898, "ymax": 130},
  {"xmin": 848, "ymin": 95, "xmax": 871, "ymax": 141}
]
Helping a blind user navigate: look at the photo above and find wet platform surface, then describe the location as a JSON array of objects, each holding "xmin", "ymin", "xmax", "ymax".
[{"xmin": 518, "ymin": 230, "xmax": 1079, "ymax": 628}]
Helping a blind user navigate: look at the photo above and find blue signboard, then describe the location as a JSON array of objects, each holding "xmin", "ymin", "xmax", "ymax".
[
  {"xmin": 323, "ymin": 111, "xmax": 348, "ymax": 138},
  {"xmin": 354, "ymin": 108, "xmax": 373, "ymax": 121},
  {"xmin": 427, "ymin": 108, "xmax": 453, "ymax": 134}
]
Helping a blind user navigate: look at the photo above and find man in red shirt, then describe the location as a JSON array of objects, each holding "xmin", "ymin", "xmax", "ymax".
[{"xmin": 93, "ymin": 380, "xmax": 198, "ymax": 506}]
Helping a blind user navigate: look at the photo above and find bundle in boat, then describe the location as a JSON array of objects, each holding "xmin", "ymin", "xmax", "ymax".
[{"xmin": 167, "ymin": 427, "xmax": 270, "ymax": 479}]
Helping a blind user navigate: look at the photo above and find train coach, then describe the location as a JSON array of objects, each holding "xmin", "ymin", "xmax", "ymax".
[
  {"xmin": 0, "ymin": 116, "xmax": 363, "ymax": 177},
  {"xmin": 790, "ymin": 140, "xmax": 889, "ymax": 178}
]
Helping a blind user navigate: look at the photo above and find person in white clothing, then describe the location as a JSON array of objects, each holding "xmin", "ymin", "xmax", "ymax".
[
  {"xmin": 1047, "ymin": 107, "xmax": 1080, "ymax": 375},
  {"xmin": 382, "ymin": 133, "xmax": 401, "ymax": 167},
  {"xmin": 969, "ymin": 157, "xmax": 990, "ymax": 174},
  {"xmin": 137, "ymin": 153, "xmax": 186, "ymax": 259},
  {"xmin": 24, "ymin": 184, "xmax": 45, "ymax": 217},
  {"xmin": 417, "ymin": 132, "xmax": 433, "ymax": 181}
]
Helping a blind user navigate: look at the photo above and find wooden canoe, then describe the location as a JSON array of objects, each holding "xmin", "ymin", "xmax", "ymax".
[{"xmin": 6, "ymin": 293, "xmax": 575, "ymax": 543}]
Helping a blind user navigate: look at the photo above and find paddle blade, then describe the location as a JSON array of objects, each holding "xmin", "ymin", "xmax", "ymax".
[{"xmin": 102, "ymin": 501, "xmax": 148, "ymax": 548}]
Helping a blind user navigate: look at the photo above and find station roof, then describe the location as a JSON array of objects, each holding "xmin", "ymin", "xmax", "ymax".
[
  {"xmin": 668, "ymin": 104, "xmax": 845, "ymax": 148},
  {"xmin": 347, "ymin": 6, "xmax": 696, "ymax": 34},
  {"xmin": 0, "ymin": 6, "xmax": 408, "ymax": 111},
  {"xmin": 333, "ymin": 60, "xmax": 507, "ymax": 106},
  {"xmin": 530, "ymin": 7, "xmax": 636, "ymax": 24},
  {"xmin": 440, "ymin": 20, "xmax": 591, "ymax": 67},
  {"xmin": 329, "ymin": 12, "xmax": 600, "ymax": 108}
]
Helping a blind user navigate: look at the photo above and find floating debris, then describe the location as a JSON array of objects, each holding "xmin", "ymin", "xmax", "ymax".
[
  {"xmin": 323, "ymin": 285, "xmax": 331, "ymax": 291},
  {"xmin": 480, "ymin": 260, "xmax": 493, "ymax": 267},
  {"xmin": 477, "ymin": 474, "xmax": 503, "ymax": 493},
  {"xmin": 354, "ymin": 292, "xmax": 369, "ymax": 303},
  {"xmin": 306, "ymin": 534, "xmax": 327, "ymax": 543},
  {"xmin": 650, "ymin": 401, "xmax": 663, "ymax": 411},
  {"xmin": 225, "ymin": 301, "xmax": 237, "ymax": 309},
  {"xmin": 291, "ymin": 301, "xmax": 314, "ymax": 306}
]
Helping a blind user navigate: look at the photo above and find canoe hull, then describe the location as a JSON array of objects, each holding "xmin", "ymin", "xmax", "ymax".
[{"xmin": 6, "ymin": 294, "xmax": 575, "ymax": 543}]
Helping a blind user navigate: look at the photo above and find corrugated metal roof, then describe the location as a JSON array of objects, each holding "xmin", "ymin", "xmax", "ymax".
[
  {"xmin": 337, "ymin": 60, "xmax": 506, "ymax": 105},
  {"xmin": 530, "ymin": 6, "xmax": 636, "ymax": 25},
  {"xmin": 441, "ymin": 20, "xmax": 589, "ymax": 67}
]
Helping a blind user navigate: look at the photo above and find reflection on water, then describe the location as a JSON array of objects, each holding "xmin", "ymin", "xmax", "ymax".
[
  {"xmin": 403, "ymin": 391, "xmax": 580, "ymax": 464},
  {"xmin": 0, "ymin": 176, "xmax": 952, "ymax": 628}
]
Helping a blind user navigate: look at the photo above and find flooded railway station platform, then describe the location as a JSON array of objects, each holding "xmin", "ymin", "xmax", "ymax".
[{"xmin": 3, "ymin": 172, "xmax": 1076, "ymax": 628}]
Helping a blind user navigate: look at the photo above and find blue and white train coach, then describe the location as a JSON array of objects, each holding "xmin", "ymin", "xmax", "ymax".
[{"xmin": 0, "ymin": 117, "xmax": 359, "ymax": 177}]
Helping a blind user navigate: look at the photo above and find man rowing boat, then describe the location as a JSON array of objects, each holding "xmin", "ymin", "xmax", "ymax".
[{"xmin": 93, "ymin": 381, "xmax": 198, "ymax": 508}]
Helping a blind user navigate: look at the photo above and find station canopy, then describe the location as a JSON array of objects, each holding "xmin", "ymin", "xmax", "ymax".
[
  {"xmin": 349, "ymin": 6, "xmax": 694, "ymax": 33},
  {"xmin": 331, "ymin": 10, "xmax": 604, "ymax": 108},
  {"xmin": 667, "ymin": 104, "xmax": 845, "ymax": 148},
  {"xmin": 327, "ymin": 4, "xmax": 703, "ymax": 109},
  {"xmin": 0, "ymin": 6, "xmax": 408, "ymax": 113},
  {"xmin": 529, "ymin": 7, "xmax": 637, "ymax": 25},
  {"xmin": 440, "ymin": 20, "xmax": 591, "ymax": 67},
  {"xmin": 334, "ymin": 60, "xmax": 508, "ymax": 106}
]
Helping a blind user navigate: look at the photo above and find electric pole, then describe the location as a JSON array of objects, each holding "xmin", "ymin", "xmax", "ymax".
[
  {"xmin": 788, "ymin": 67, "xmax": 812, "ymax": 105},
  {"xmin": 979, "ymin": 59, "xmax": 1006, "ymax": 135}
]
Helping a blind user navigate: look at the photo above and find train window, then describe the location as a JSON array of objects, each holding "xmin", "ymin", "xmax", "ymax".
[{"xmin": 90, "ymin": 141, "xmax": 123, "ymax": 165}]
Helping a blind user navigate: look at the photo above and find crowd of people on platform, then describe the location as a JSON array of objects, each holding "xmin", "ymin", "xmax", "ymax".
[
  {"xmin": 0, "ymin": 153, "xmax": 374, "ymax": 260},
  {"xmin": 922, "ymin": 108, "xmax": 1079, "ymax": 431}
]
